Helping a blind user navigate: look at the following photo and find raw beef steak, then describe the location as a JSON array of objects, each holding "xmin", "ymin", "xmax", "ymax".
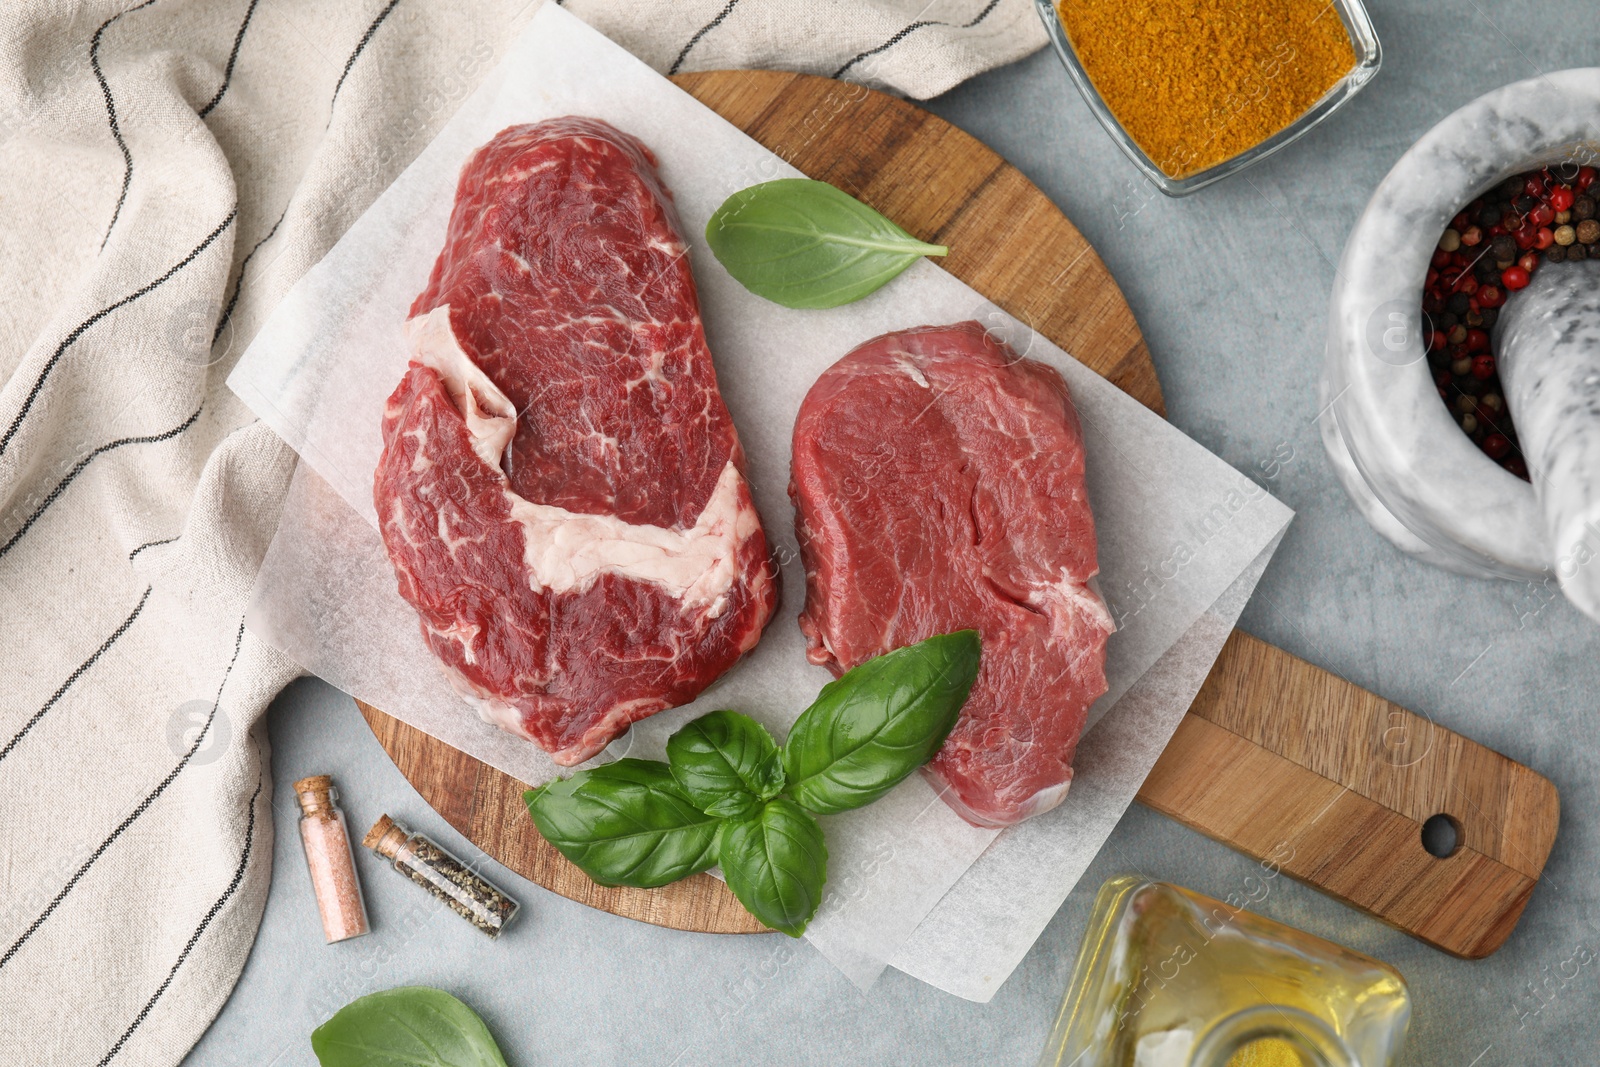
[
  {"xmin": 790, "ymin": 322, "xmax": 1112, "ymax": 827},
  {"xmin": 374, "ymin": 118, "xmax": 777, "ymax": 766}
]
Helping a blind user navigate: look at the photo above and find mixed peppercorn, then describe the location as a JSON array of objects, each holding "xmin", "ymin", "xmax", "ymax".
[{"xmin": 1424, "ymin": 164, "xmax": 1600, "ymax": 480}]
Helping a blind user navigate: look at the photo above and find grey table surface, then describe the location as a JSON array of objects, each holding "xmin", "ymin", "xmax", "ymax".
[{"xmin": 183, "ymin": 5, "xmax": 1600, "ymax": 1064}]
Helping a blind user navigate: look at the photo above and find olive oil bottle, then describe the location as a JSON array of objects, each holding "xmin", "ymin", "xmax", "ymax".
[{"xmin": 1038, "ymin": 877, "xmax": 1410, "ymax": 1067}]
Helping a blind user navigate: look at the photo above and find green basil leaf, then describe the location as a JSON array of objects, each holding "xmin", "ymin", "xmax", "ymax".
[
  {"xmin": 311, "ymin": 986, "xmax": 509, "ymax": 1067},
  {"xmin": 667, "ymin": 709, "xmax": 786, "ymax": 818},
  {"xmin": 704, "ymin": 178, "xmax": 948, "ymax": 309},
  {"xmin": 523, "ymin": 759, "xmax": 720, "ymax": 888},
  {"xmin": 783, "ymin": 630, "xmax": 981, "ymax": 814},
  {"xmin": 718, "ymin": 799, "xmax": 828, "ymax": 938}
]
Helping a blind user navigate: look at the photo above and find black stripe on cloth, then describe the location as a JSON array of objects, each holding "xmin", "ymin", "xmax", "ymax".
[
  {"xmin": 91, "ymin": 0, "xmax": 160, "ymax": 248},
  {"xmin": 94, "ymin": 759, "xmax": 264, "ymax": 1066},
  {"xmin": 197, "ymin": 0, "xmax": 261, "ymax": 118},
  {"xmin": 331, "ymin": 0, "xmax": 403, "ymax": 106},
  {"xmin": 0, "ymin": 405, "xmax": 202, "ymax": 562},
  {"xmin": 214, "ymin": 205, "xmax": 287, "ymax": 344},
  {"xmin": 0, "ymin": 208, "xmax": 235, "ymax": 463},
  {"xmin": 0, "ymin": 620, "xmax": 246, "ymax": 972},
  {"xmin": 831, "ymin": 0, "xmax": 1004, "ymax": 79},
  {"xmin": 0, "ymin": 586, "xmax": 152, "ymax": 767},
  {"xmin": 127, "ymin": 535, "xmax": 178, "ymax": 562},
  {"xmin": 668, "ymin": 0, "xmax": 742, "ymax": 76}
]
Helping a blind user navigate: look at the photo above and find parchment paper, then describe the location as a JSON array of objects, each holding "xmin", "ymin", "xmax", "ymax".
[{"xmin": 233, "ymin": 2, "xmax": 1294, "ymax": 1000}]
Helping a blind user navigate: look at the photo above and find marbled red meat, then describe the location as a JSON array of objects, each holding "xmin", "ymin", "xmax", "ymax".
[
  {"xmin": 790, "ymin": 322, "xmax": 1111, "ymax": 827},
  {"xmin": 374, "ymin": 118, "xmax": 776, "ymax": 766}
]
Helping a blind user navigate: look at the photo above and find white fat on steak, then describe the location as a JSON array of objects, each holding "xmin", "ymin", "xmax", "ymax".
[{"xmin": 407, "ymin": 304, "xmax": 756, "ymax": 615}]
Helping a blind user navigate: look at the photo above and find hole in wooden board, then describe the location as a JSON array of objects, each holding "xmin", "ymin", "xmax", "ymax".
[{"xmin": 1421, "ymin": 813, "xmax": 1462, "ymax": 858}]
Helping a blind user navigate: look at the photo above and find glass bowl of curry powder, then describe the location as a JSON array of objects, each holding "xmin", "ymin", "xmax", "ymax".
[{"xmin": 1038, "ymin": 0, "xmax": 1380, "ymax": 195}]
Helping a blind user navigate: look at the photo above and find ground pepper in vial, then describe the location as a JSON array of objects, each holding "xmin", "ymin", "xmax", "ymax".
[
  {"xmin": 294, "ymin": 775, "xmax": 371, "ymax": 944},
  {"xmin": 364, "ymin": 814, "xmax": 520, "ymax": 938}
]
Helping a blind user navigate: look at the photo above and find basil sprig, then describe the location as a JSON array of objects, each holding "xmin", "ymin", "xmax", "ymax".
[
  {"xmin": 312, "ymin": 987, "xmax": 509, "ymax": 1067},
  {"xmin": 523, "ymin": 631, "xmax": 981, "ymax": 937},
  {"xmin": 704, "ymin": 178, "xmax": 948, "ymax": 309}
]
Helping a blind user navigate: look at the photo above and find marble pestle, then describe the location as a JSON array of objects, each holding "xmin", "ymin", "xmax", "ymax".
[{"xmin": 1497, "ymin": 259, "xmax": 1600, "ymax": 622}]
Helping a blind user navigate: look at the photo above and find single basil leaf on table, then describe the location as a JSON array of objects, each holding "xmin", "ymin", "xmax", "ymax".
[
  {"xmin": 718, "ymin": 798, "xmax": 828, "ymax": 938},
  {"xmin": 784, "ymin": 630, "xmax": 981, "ymax": 815},
  {"xmin": 311, "ymin": 986, "xmax": 509, "ymax": 1067},
  {"xmin": 704, "ymin": 178, "xmax": 948, "ymax": 309},
  {"xmin": 523, "ymin": 759, "xmax": 720, "ymax": 889},
  {"xmin": 667, "ymin": 709, "xmax": 786, "ymax": 818}
]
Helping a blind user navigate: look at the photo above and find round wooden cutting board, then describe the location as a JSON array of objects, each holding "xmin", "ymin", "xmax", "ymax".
[
  {"xmin": 359, "ymin": 70, "xmax": 1558, "ymax": 955},
  {"xmin": 360, "ymin": 68, "xmax": 1159, "ymax": 935}
]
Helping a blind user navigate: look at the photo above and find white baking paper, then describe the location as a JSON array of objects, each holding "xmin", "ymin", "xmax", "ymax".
[{"xmin": 232, "ymin": 2, "xmax": 1294, "ymax": 1001}]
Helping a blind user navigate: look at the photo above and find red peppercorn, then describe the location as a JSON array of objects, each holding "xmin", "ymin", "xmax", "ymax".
[
  {"xmin": 1550, "ymin": 186, "xmax": 1575, "ymax": 212},
  {"xmin": 1531, "ymin": 203, "xmax": 1556, "ymax": 227},
  {"xmin": 1425, "ymin": 268, "xmax": 1440, "ymax": 289},
  {"xmin": 1514, "ymin": 226, "xmax": 1537, "ymax": 250},
  {"xmin": 1459, "ymin": 275, "xmax": 1480, "ymax": 296},
  {"xmin": 1452, "ymin": 210, "xmax": 1470, "ymax": 230},
  {"xmin": 1435, "ymin": 369, "xmax": 1452, "ymax": 388},
  {"xmin": 1429, "ymin": 329, "xmax": 1446, "ymax": 351},
  {"xmin": 1432, "ymin": 247, "xmax": 1452, "ymax": 268},
  {"xmin": 1518, "ymin": 250, "xmax": 1540, "ymax": 274},
  {"xmin": 1579, "ymin": 167, "xmax": 1598, "ymax": 192},
  {"xmin": 1471, "ymin": 354, "xmax": 1496, "ymax": 379},
  {"xmin": 1526, "ymin": 174, "xmax": 1547, "ymax": 198},
  {"xmin": 1461, "ymin": 225, "xmax": 1483, "ymax": 246},
  {"xmin": 1506, "ymin": 456, "xmax": 1529, "ymax": 478},
  {"xmin": 1483, "ymin": 433, "xmax": 1512, "ymax": 459},
  {"xmin": 1502, "ymin": 266, "xmax": 1530, "ymax": 290},
  {"xmin": 1477, "ymin": 284, "xmax": 1506, "ymax": 308},
  {"xmin": 1536, "ymin": 226, "xmax": 1556, "ymax": 249},
  {"xmin": 1466, "ymin": 328, "xmax": 1489, "ymax": 351}
]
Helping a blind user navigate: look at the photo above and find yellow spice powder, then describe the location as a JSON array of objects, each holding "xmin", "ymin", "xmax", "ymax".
[{"xmin": 1057, "ymin": 0, "xmax": 1356, "ymax": 177}]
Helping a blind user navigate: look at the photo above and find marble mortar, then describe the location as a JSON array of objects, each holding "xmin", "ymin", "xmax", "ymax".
[{"xmin": 1320, "ymin": 69, "xmax": 1600, "ymax": 613}]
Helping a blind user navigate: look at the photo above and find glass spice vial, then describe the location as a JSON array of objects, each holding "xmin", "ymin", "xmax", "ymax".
[
  {"xmin": 293, "ymin": 775, "xmax": 370, "ymax": 944},
  {"xmin": 364, "ymin": 814, "xmax": 519, "ymax": 938},
  {"xmin": 1038, "ymin": 877, "xmax": 1410, "ymax": 1067}
]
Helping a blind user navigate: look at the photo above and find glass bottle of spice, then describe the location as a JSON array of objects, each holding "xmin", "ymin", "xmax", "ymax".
[
  {"xmin": 363, "ymin": 814, "xmax": 519, "ymax": 938},
  {"xmin": 293, "ymin": 775, "xmax": 370, "ymax": 944},
  {"xmin": 1038, "ymin": 877, "xmax": 1410, "ymax": 1067}
]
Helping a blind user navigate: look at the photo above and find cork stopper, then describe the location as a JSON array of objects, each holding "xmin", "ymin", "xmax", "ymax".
[
  {"xmin": 363, "ymin": 813, "xmax": 409, "ymax": 860},
  {"xmin": 293, "ymin": 774, "xmax": 336, "ymax": 815}
]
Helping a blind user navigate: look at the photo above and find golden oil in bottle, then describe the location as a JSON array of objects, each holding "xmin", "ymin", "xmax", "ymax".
[{"xmin": 1038, "ymin": 877, "xmax": 1410, "ymax": 1067}]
